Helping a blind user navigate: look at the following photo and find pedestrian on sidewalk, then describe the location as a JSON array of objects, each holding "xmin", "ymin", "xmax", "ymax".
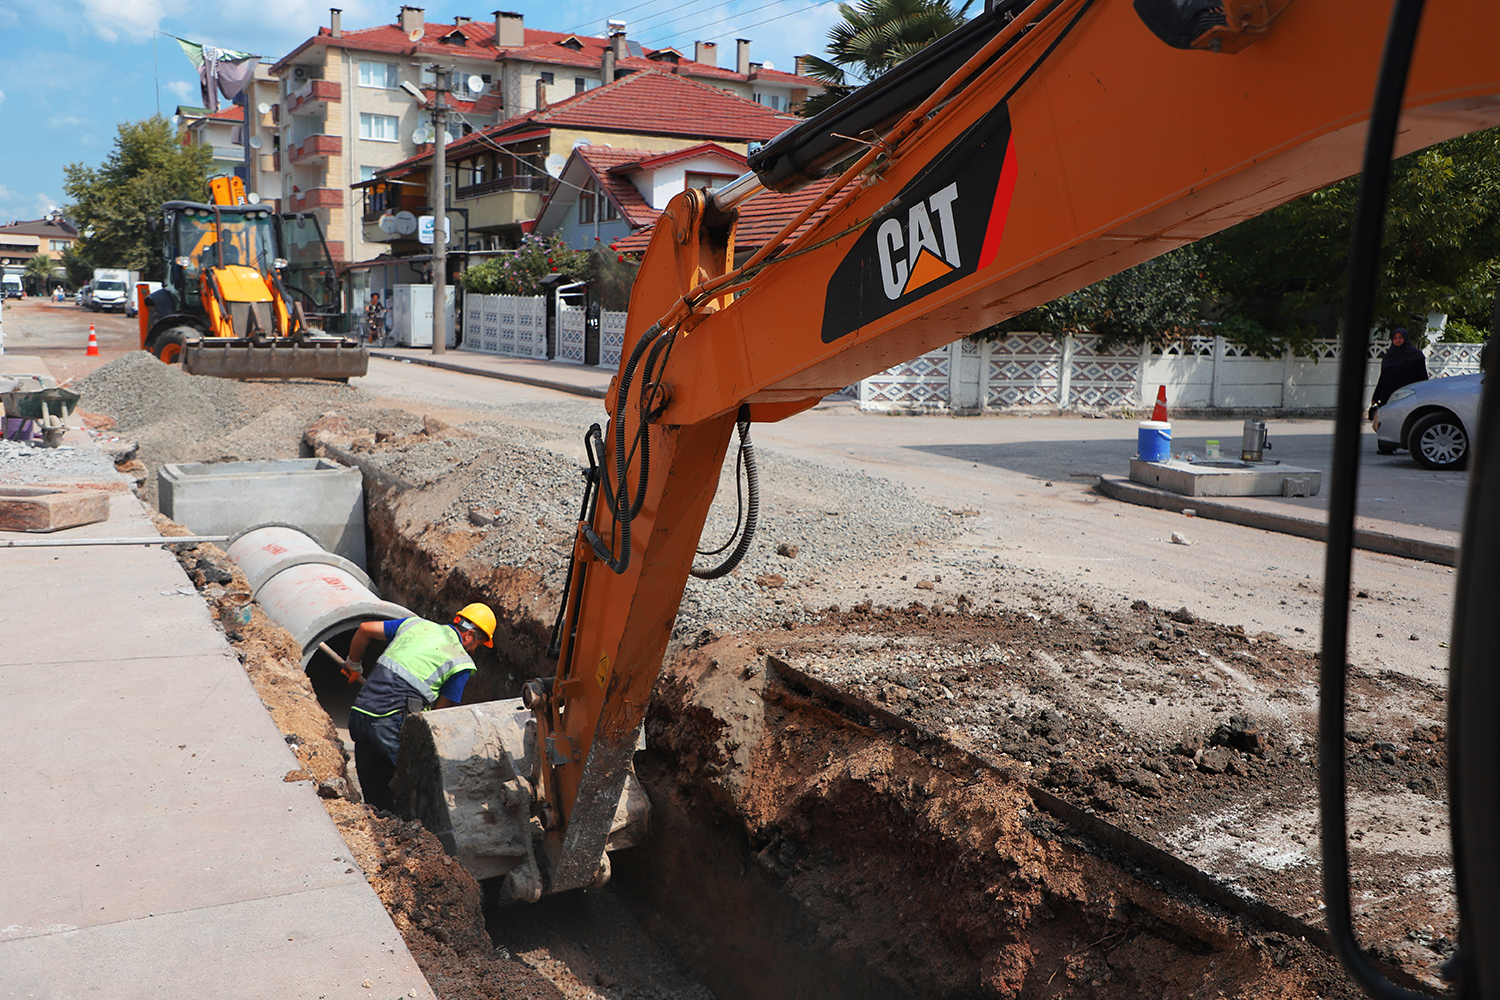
[
  {"xmin": 343, "ymin": 602, "xmax": 495, "ymax": 812},
  {"xmin": 365, "ymin": 292, "xmax": 384, "ymax": 346},
  {"xmin": 1368, "ymin": 327, "xmax": 1428, "ymax": 420}
]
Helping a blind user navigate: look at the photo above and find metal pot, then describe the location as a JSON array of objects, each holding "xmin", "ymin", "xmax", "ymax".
[{"xmin": 1242, "ymin": 420, "xmax": 1270, "ymax": 462}]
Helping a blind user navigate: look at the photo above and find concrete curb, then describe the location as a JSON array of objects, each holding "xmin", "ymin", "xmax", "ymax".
[
  {"xmin": 1097, "ymin": 474, "xmax": 1459, "ymax": 566},
  {"xmin": 367, "ymin": 350, "xmax": 607, "ymax": 398}
]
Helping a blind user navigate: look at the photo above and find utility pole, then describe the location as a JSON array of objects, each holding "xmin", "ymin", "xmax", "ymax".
[{"xmin": 429, "ymin": 67, "xmax": 450, "ymax": 355}]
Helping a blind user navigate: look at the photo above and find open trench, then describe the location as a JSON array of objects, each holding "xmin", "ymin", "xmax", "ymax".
[{"xmin": 77, "ymin": 354, "xmax": 1455, "ymax": 999}]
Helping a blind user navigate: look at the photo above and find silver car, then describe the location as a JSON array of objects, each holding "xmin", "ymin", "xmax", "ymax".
[{"xmin": 1373, "ymin": 372, "xmax": 1484, "ymax": 470}]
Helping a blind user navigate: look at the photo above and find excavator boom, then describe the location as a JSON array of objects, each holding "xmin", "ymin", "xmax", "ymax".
[{"xmin": 402, "ymin": 0, "xmax": 1500, "ymax": 902}]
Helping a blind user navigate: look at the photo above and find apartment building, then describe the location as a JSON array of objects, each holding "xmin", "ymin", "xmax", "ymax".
[
  {"xmin": 175, "ymin": 64, "xmax": 284, "ymax": 205},
  {"xmin": 0, "ymin": 216, "xmax": 78, "ymax": 268},
  {"xmin": 269, "ymin": 6, "xmax": 822, "ymax": 264}
]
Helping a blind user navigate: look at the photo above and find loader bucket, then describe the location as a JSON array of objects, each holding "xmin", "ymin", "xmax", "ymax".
[{"xmin": 181, "ymin": 337, "xmax": 369, "ymax": 381}]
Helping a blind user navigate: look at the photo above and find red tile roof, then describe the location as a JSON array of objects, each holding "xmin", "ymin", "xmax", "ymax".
[
  {"xmin": 613, "ymin": 177, "xmax": 838, "ymax": 254},
  {"xmin": 617, "ymin": 142, "xmax": 747, "ymax": 174},
  {"xmin": 488, "ymin": 70, "xmax": 798, "ymax": 144},
  {"xmin": 271, "ymin": 18, "xmax": 822, "ymax": 91}
]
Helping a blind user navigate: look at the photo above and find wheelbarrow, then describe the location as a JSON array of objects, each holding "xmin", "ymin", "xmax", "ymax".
[{"xmin": 2, "ymin": 385, "xmax": 81, "ymax": 448}]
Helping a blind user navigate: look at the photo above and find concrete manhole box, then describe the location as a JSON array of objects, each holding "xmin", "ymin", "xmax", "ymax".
[{"xmin": 158, "ymin": 458, "xmax": 366, "ymax": 567}]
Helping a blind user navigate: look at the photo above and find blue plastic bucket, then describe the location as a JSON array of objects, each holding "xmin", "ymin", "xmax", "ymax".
[{"xmin": 1137, "ymin": 420, "xmax": 1171, "ymax": 463}]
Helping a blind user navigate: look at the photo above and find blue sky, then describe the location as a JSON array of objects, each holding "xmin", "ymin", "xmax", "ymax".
[{"xmin": 0, "ymin": 0, "xmax": 842, "ymax": 224}]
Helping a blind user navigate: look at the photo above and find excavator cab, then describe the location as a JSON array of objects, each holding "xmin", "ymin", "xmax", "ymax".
[{"xmin": 141, "ymin": 182, "xmax": 367, "ymax": 381}]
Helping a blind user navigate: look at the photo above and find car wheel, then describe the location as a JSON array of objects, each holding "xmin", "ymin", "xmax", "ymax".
[
  {"xmin": 152, "ymin": 327, "xmax": 193, "ymax": 365},
  {"xmin": 1376, "ymin": 441, "xmax": 1398, "ymax": 455},
  {"xmin": 1410, "ymin": 411, "xmax": 1469, "ymax": 471}
]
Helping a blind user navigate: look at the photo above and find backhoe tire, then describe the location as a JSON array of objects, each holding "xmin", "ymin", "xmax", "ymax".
[{"xmin": 152, "ymin": 327, "xmax": 193, "ymax": 365}]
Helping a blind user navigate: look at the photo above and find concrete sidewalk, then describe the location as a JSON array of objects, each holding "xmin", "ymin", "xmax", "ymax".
[
  {"xmin": 0, "ymin": 356, "xmax": 435, "ymax": 999},
  {"xmin": 369, "ymin": 345, "xmax": 611, "ymax": 397}
]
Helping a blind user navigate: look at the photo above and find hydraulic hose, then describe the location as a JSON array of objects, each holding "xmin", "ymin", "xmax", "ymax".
[{"xmin": 691, "ymin": 412, "xmax": 760, "ymax": 580}]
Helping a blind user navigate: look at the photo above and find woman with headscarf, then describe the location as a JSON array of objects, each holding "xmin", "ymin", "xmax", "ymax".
[{"xmin": 1368, "ymin": 327, "xmax": 1428, "ymax": 419}]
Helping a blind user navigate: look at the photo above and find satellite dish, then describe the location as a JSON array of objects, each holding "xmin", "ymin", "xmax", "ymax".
[
  {"xmin": 394, "ymin": 211, "xmax": 418, "ymax": 236},
  {"xmin": 247, "ymin": 192, "xmax": 262, "ymax": 204},
  {"xmin": 257, "ymin": 102, "xmax": 271, "ymax": 114},
  {"xmin": 572, "ymin": 137, "xmax": 592, "ymax": 149},
  {"xmin": 440, "ymin": 129, "xmax": 455, "ymax": 145},
  {"xmin": 408, "ymin": 27, "xmax": 424, "ymax": 41},
  {"xmin": 248, "ymin": 136, "xmax": 263, "ymax": 149},
  {"xmin": 466, "ymin": 74, "xmax": 485, "ymax": 95},
  {"xmin": 378, "ymin": 214, "xmax": 398, "ymax": 234},
  {"xmin": 544, "ymin": 153, "xmax": 567, "ymax": 177},
  {"xmin": 412, "ymin": 126, "xmax": 432, "ymax": 144}
]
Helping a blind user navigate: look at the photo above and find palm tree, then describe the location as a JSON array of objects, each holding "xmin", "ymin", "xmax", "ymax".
[
  {"xmin": 800, "ymin": 0, "xmax": 974, "ymax": 116},
  {"xmin": 23, "ymin": 253, "xmax": 56, "ymax": 297}
]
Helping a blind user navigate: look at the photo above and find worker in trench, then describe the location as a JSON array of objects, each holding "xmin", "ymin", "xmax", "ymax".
[{"xmin": 343, "ymin": 603, "xmax": 497, "ymax": 812}]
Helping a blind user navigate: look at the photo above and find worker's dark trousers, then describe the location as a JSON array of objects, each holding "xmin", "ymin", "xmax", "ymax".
[{"xmin": 349, "ymin": 710, "xmax": 404, "ymax": 813}]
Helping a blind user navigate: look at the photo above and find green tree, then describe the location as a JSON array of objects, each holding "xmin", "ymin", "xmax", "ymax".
[
  {"xmin": 986, "ymin": 244, "xmax": 1212, "ymax": 349},
  {"xmin": 461, "ymin": 235, "xmax": 590, "ymax": 296},
  {"xmin": 799, "ymin": 0, "xmax": 974, "ymax": 116},
  {"xmin": 1201, "ymin": 127, "xmax": 1500, "ymax": 354},
  {"xmin": 64, "ymin": 115, "xmax": 211, "ymax": 280},
  {"xmin": 23, "ymin": 253, "xmax": 56, "ymax": 295}
]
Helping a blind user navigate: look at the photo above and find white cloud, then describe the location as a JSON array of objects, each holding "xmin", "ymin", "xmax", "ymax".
[
  {"xmin": 0, "ymin": 88, "xmax": 6, "ymax": 107},
  {"xmin": 28, "ymin": 194, "xmax": 60, "ymax": 220},
  {"xmin": 45, "ymin": 115, "xmax": 88, "ymax": 132},
  {"xmin": 87, "ymin": 0, "xmax": 171, "ymax": 43},
  {"xmin": 166, "ymin": 80, "xmax": 197, "ymax": 101}
]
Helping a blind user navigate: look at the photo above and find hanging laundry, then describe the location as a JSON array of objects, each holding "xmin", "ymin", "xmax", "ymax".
[{"xmin": 177, "ymin": 37, "xmax": 259, "ymax": 113}]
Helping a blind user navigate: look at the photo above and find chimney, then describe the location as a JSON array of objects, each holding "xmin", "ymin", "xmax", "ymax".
[
  {"xmin": 330, "ymin": 8, "xmax": 342, "ymax": 38},
  {"xmin": 602, "ymin": 45, "xmax": 615, "ymax": 81},
  {"xmin": 535, "ymin": 77, "xmax": 547, "ymax": 109},
  {"xmin": 736, "ymin": 38, "xmax": 750, "ymax": 75},
  {"xmin": 611, "ymin": 28, "xmax": 628, "ymax": 60},
  {"xmin": 454, "ymin": 15, "xmax": 470, "ymax": 24},
  {"xmin": 399, "ymin": 5, "xmax": 424, "ymax": 35},
  {"xmin": 794, "ymin": 54, "xmax": 811, "ymax": 77},
  {"xmin": 695, "ymin": 40, "xmax": 717, "ymax": 66},
  {"xmin": 493, "ymin": 10, "xmax": 524, "ymax": 47}
]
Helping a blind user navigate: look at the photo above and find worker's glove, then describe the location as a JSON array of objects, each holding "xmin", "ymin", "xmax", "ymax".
[{"xmin": 342, "ymin": 659, "xmax": 364, "ymax": 684}]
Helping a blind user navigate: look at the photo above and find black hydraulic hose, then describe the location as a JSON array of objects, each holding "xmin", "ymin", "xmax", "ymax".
[
  {"xmin": 1317, "ymin": 1, "xmax": 1432, "ymax": 998},
  {"xmin": 691, "ymin": 411, "xmax": 760, "ymax": 580},
  {"xmin": 548, "ymin": 425, "xmax": 605, "ymax": 660}
]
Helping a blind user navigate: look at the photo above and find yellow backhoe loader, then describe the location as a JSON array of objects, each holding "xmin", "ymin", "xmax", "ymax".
[{"xmin": 138, "ymin": 176, "xmax": 367, "ymax": 380}]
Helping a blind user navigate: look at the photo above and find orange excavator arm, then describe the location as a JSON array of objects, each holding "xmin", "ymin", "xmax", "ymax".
[{"xmin": 534, "ymin": 0, "xmax": 1500, "ymax": 892}]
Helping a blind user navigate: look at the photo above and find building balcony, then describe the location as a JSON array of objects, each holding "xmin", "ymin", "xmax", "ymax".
[
  {"xmin": 455, "ymin": 173, "xmax": 549, "ymax": 200},
  {"xmin": 289, "ymin": 134, "xmax": 341, "ymax": 165},
  {"xmin": 290, "ymin": 188, "xmax": 343, "ymax": 210},
  {"xmin": 286, "ymin": 79, "xmax": 341, "ymax": 114}
]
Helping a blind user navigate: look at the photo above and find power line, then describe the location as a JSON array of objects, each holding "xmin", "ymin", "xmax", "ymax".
[
  {"xmin": 640, "ymin": 0, "xmax": 807, "ymax": 42},
  {"xmin": 644, "ymin": 0, "xmax": 842, "ymax": 51},
  {"xmin": 567, "ymin": 0, "xmax": 685, "ymax": 35},
  {"xmin": 628, "ymin": 0, "xmax": 737, "ymax": 38}
]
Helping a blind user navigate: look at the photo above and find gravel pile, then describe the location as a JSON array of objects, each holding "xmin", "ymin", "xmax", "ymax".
[
  {"xmin": 65, "ymin": 354, "xmax": 960, "ymax": 639},
  {"xmin": 0, "ymin": 439, "xmax": 123, "ymax": 485}
]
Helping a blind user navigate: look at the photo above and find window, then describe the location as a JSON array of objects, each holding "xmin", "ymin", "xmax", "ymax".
[
  {"xmin": 575, "ymin": 77, "xmax": 587, "ymax": 94},
  {"xmin": 685, "ymin": 172, "xmax": 739, "ymax": 192},
  {"xmin": 359, "ymin": 113, "xmax": 399, "ymax": 142},
  {"xmin": 359, "ymin": 61, "xmax": 399, "ymax": 88},
  {"xmin": 360, "ymin": 166, "xmax": 378, "ymax": 182},
  {"xmin": 540, "ymin": 71, "xmax": 555, "ymax": 85},
  {"xmin": 753, "ymin": 92, "xmax": 787, "ymax": 111},
  {"xmin": 50, "ymin": 240, "xmax": 70, "ymax": 252},
  {"xmin": 579, "ymin": 180, "xmax": 618, "ymax": 225}
]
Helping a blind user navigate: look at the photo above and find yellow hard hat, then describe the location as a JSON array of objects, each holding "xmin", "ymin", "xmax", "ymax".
[{"xmin": 455, "ymin": 602, "xmax": 496, "ymax": 647}]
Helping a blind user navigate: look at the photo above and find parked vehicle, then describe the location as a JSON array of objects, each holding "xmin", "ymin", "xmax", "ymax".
[
  {"xmin": 126, "ymin": 281, "xmax": 161, "ymax": 318},
  {"xmin": 1372, "ymin": 371, "xmax": 1483, "ymax": 470},
  {"xmin": 76, "ymin": 285, "xmax": 87, "ymax": 306},
  {"xmin": 89, "ymin": 268, "xmax": 132, "ymax": 312},
  {"xmin": 1, "ymin": 274, "xmax": 21, "ymax": 299}
]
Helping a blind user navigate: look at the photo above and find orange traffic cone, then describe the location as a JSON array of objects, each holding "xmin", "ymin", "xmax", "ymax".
[
  {"xmin": 1150, "ymin": 385, "xmax": 1169, "ymax": 422},
  {"xmin": 86, "ymin": 325, "xmax": 99, "ymax": 357}
]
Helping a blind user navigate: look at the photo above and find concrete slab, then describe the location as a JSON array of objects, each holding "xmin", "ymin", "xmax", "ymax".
[
  {"xmin": 0, "ymin": 368, "xmax": 436, "ymax": 999},
  {"xmin": 1128, "ymin": 457, "xmax": 1322, "ymax": 497},
  {"xmin": 159, "ymin": 458, "xmax": 366, "ymax": 568}
]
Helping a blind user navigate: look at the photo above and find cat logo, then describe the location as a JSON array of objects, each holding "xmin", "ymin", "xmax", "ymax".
[
  {"xmin": 822, "ymin": 105, "xmax": 1017, "ymax": 343},
  {"xmin": 876, "ymin": 183, "xmax": 962, "ymax": 301}
]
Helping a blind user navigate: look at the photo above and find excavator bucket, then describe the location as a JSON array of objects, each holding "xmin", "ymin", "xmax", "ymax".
[
  {"xmin": 181, "ymin": 336, "xmax": 369, "ymax": 381},
  {"xmin": 392, "ymin": 699, "xmax": 650, "ymax": 905}
]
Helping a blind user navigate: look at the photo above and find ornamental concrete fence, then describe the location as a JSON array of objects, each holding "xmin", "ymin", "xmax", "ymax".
[{"xmin": 856, "ymin": 332, "xmax": 1485, "ymax": 415}]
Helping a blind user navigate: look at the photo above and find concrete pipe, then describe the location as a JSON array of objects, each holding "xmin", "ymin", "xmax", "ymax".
[
  {"xmin": 227, "ymin": 522, "xmax": 375, "ymax": 596},
  {"xmin": 227, "ymin": 523, "xmax": 411, "ymax": 668}
]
